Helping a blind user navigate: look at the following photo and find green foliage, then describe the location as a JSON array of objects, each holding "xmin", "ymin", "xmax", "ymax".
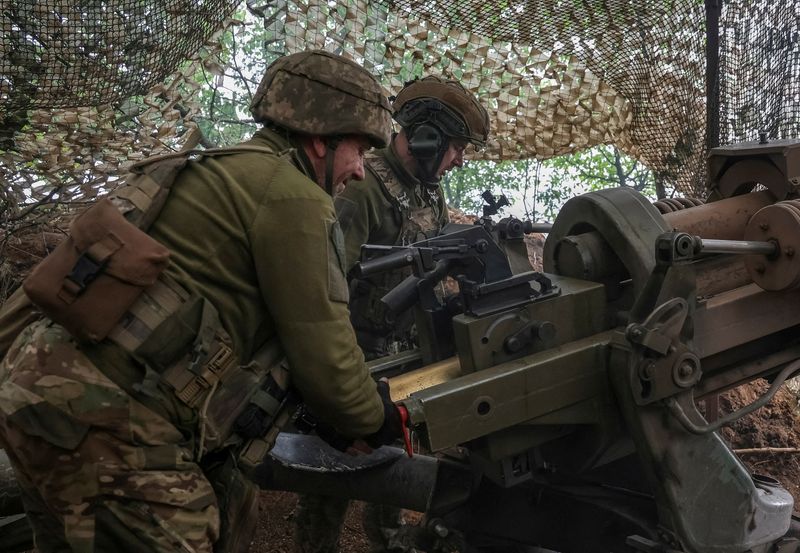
[
  {"xmin": 441, "ymin": 145, "xmax": 669, "ymax": 221},
  {"xmin": 547, "ymin": 145, "xmax": 662, "ymax": 197},
  {"xmin": 441, "ymin": 158, "xmax": 538, "ymax": 214},
  {"xmin": 190, "ymin": 11, "xmax": 266, "ymax": 147}
]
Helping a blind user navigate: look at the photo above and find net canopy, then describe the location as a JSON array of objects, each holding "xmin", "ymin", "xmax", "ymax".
[{"xmin": 1, "ymin": 0, "xmax": 798, "ymax": 245}]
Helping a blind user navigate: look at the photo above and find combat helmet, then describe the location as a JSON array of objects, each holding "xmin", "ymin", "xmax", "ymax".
[
  {"xmin": 392, "ymin": 76, "xmax": 489, "ymax": 184},
  {"xmin": 250, "ymin": 50, "xmax": 391, "ymax": 148}
]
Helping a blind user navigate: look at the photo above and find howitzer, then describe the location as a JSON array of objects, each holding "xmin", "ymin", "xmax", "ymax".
[
  {"xmin": 4, "ymin": 140, "xmax": 800, "ymax": 553},
  {"xmin": 259, "ymin": 139, "xmax": 800, "ymax": 553}
]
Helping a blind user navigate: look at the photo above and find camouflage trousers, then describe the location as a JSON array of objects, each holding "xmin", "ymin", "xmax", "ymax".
[
  {"xmin": 294, "ymin": 494, "xmax": 402, "ymax": 553},
  {"xmin": 0, "ymin": 320, "xmax": 256, "ymax": 553}
]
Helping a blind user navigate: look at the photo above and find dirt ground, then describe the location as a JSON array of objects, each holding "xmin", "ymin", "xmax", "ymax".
[
  {"xmin": 719, "ymin": 380, "xmax": 800, "ymax": 504},
  {"xmin": 251, "ymin": 493, "xmax": 374, "ymax": 553}
]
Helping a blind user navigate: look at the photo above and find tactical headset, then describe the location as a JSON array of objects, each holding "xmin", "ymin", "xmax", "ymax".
[{"xmin": 394, "ymin": 98, "xmax": 472, "ymax": 186}]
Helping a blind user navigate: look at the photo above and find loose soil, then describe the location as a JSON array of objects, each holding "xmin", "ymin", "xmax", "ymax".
[
  {"xmin": 251, "ymin": 493, "xmax": 372, "ymax": 553},
  {"xmin": 719, "ymin": 380, "xmax": 800, "ymax": 505}
]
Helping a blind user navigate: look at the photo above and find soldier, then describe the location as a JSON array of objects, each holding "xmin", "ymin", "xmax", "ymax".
[
  {"xmin": 338, "ymin": 76, "xmax": 490, "ymax": 358},
  {"xmin": 0, "ymin": 50, "xmax": 404, "ymax": 553},
  {"xmin": 294, "ymin": 77, "xmax": 489, "ymax": 552}
]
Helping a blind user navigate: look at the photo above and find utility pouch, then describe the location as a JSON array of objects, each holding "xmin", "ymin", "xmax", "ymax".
[
  {"xmin": 203, "ymin": 349, "xmax": 293, "ymax": 456},
  {"xmin": 238, "ymin": 376, "xmax": 298, "ymax": 471},
  {"xmin": 238, "ymin": 366, "xmax": 300, "ymax": 469},
  {"xmin": 23, "ymin": 198, "xmax": 170, "ymax": 342}
]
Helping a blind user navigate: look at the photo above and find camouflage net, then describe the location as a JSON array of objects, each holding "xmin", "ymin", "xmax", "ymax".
[
  {"xmin": 719, "ymin": 3, "xmax": 800, "ymax": 144},
  {"xmin": 1, "ymin": 2, "xmax": 240, "ymax": 229},
  {"xmin": 1, "ymin": 0, "xmax": 799, "ymax": 284}
]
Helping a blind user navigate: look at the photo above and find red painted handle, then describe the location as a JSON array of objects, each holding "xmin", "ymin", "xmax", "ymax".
[{"xmin": 397, "ymin": 405, "xmax": 413, "ymax": 458}]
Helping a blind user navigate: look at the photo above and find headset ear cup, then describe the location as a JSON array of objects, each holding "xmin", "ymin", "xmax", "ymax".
[{"xmin": 408, "ymin": 124, "xmax": 444, "ymax": 159}]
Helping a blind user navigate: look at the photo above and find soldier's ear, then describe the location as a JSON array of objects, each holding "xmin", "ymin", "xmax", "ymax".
[{"xmin": 309, "ymin": 136, "xmax": 328, "ymax": 159}]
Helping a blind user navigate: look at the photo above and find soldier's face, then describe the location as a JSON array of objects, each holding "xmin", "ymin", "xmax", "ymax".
[
  {"xmin": 330, "ymin": 136, "xmax": 370, "ymax": 195},
  {"xmin": 435, "ymin": 139, "xmax": 467, "ymax": 179}
]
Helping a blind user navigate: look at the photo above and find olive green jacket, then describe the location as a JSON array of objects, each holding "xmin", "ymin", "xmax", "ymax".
[{"xmin": 104, "ymin": 128, "xmax": 383, "ymax": 438}]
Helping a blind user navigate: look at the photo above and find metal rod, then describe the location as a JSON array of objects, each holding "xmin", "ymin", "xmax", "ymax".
[
  {"xmin": 699, "ymin": 238, "xmax": 777, "ymax": 256},
  {"xmin": 367, "ymin": 348, "xmax": 423, "ymax": 378},
  {"xmin": 524, "ymin": 222, "xmax": 553, "ymax": 234},
  {"xmin": 668, "ymin": 358, "xmax": 800, "ymax": 435}
]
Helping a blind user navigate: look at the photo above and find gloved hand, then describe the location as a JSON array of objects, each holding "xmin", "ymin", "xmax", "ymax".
[{"xmin": 364, "ymin": 379, "xmax": 405, "ymax": 449}]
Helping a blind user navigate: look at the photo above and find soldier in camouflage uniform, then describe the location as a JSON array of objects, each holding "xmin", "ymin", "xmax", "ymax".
[
  {"xmin": 294, "ymin": 77, "xmax": 489, "ymax": 553},
  {"xmin": 337, "ymin": 76, "xmax": 490, "ymax": 358},
  {"xmin": 0, "ymin": 50, "xmax": 404, "ymax": 553}
]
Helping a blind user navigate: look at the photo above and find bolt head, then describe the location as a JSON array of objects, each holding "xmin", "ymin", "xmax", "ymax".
[
  {"xmin": 639, "ymin": 361, "xmax": 656, "ymax": 380},
  {"xmin": 534, "ymin": 321, "xmax": 556, "ymax": 341},
  {"xmin": 505, "ymin": 336, "xmax": 522, "ymax": 353}
]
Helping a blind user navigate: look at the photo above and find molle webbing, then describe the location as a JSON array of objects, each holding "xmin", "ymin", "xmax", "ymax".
[
  {"xmin": 112, "ymin": 145, "xmax": 281, "ymax": 230},
  {"xmin": 365, "ymin": 152, "xmax": 443, "ymax": 246},
  {"xmin": 107, "ymin": 274, "xmax": 238, "ymax": 409},
  {"xmin": 106, "ymin": 144, "xmax": 286, "ymax": 415},
  {"xmin": 108, "ymin": 275, "xmax": 191, "ymax": 352}
]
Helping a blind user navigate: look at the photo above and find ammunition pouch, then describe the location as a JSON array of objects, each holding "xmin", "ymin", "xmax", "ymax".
[
  {"xmin": 23, "ymin": 198, "xmax": 170, "ymax": 343},
  {"xmin": 18, "ymin": 143, "xmax": 291, "ymax": 458},
  {"xmin": 107, "ymin": 275, "xmax": 294, "ymax": 456}
]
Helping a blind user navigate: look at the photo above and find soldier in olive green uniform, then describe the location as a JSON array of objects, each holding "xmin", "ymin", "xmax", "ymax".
[
  {"xmin": 0, "ymin": 50, "xmax": 403, "ymax": 553},
  {"xmin": 294, "ymin": 77, "xmax": 489, "ymax": 553}
]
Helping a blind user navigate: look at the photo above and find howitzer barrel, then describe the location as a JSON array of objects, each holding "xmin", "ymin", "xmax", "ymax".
[{"xmin": 356, "ymin": 142, "xmax": 800, "ymax": 553}]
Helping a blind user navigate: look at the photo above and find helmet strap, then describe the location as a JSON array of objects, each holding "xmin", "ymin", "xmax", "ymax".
[{"xmin": 323, "ymin": 137, "xmax": 342, "ymax": 196}]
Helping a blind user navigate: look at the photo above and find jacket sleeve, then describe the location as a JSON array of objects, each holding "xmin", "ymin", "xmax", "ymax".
[{"xmin": 248, "ymin": 164, "xmax": 384, "ymax": 437}]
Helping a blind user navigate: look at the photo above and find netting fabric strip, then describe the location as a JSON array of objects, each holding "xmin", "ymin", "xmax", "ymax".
[
  {"xmin": 2, "ymin": 0, "xmax": 799, "ymax": 238},
  {"xmin": 1, "ymin": 1, "xmax": 238, "ymax": 112},
  {"xmin": 251, "ymin": 0, "xmax": 708, "ymax": 193},
  {"xmin": 719, "ymin": 2, "xmax": 800, "ymax": 145}
]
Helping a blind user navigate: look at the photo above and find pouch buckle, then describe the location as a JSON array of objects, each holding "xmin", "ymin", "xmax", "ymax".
[{"xmin": 173, "ymin": 340, "xmax": 236, "ymax": 408}]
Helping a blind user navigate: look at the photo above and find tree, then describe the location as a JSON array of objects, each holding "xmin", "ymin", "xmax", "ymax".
[
  {"xmin": 439, "ymin": 145, "xmax": 669, "ymax": 221},
  {"xmin": 441, "ymin": 158, "xmax": 540, "ymax": 214}
]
